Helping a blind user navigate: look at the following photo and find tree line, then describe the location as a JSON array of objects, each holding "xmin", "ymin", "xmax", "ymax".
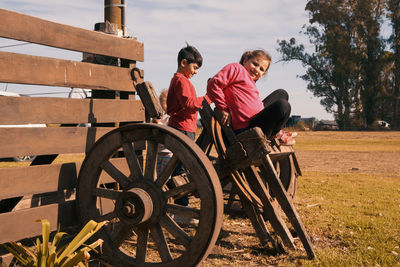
[{"xmin": 277, "ymin": 0, "xmax": 399, "ymax": 130}]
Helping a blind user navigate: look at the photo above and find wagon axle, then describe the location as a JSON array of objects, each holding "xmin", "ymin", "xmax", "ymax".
[{"xmin": 116, "ymin": 187, "xmax": 154, "ymax": 225}]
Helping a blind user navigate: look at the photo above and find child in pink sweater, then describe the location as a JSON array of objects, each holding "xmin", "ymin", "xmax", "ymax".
[{"xmin": 207, "ymin": 49, "xmax": 295, "ymax": 144}]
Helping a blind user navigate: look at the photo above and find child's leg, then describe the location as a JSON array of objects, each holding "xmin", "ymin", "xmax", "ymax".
[
  {"xmin": 262, "ymin": 89, "xmax": 289, "ymax": 108},
  {"xmin": 156, "ymin": 155, "xmax": 172, "ymax": 176},
  {"xmin": 170, "ymin": 128, "xmax": 196, "ymax": 206},
  {"xmin": 250, "ymin": 91, "xmax": 291, "ymax": 138}
]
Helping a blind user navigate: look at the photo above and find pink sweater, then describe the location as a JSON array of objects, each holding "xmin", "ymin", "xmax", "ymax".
[{"xmin": 207, "ymin": 63, "xmax": 264, "ymax": 130}]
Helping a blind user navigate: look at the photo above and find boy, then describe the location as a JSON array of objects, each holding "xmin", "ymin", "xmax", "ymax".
[
  {"xmin": 167, "ymin": 44, "xmax": 210, "ymax": 206},
  {"xmin": 167, "ymin": 44, "xmax": 210, "ymax": 137}
]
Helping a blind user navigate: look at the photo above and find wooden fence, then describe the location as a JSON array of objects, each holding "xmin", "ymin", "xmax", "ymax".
[{"xmin": 0, "ymin": 8, "xmax": 146, "ymax": 261}]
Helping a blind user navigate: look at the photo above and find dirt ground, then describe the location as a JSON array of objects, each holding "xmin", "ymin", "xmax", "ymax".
[
  {"xmin": 297, "ymin": 150, "xmax": 400, "ymax": 175},
  {"xmin": 296, "ymin": 131, "xmax": 400, "ymax": 175}
]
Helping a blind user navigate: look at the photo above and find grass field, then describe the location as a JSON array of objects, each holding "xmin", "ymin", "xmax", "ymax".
[
  {"xmin": 1, "ymin": 131, "xmax": 399, "ymax": 266},
  {"xmin": 201, "ymin": 131, "xmax": 400, "ymax": 266}
]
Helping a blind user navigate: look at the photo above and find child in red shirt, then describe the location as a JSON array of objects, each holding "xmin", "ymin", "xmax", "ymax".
[
  {"xmin": 167, "ymin": 44, "xmax": 210, "ymax": 135},
  {"xmin": 166, "ymin": 44, "xmax": 210, "ymax": 207}
]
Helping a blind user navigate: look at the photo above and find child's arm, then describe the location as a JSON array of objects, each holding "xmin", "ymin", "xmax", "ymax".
[
  {"xmin": 206, "ymin": 63, "xmax": 237, "ymax": 113},
  {"xmin": 175, "ymin": 79, "xmax": 209, "ymax": 110}
]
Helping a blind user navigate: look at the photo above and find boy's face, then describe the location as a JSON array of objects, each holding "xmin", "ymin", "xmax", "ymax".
[{"xmin": 179, "ymin": 59, "xmax": 199, "ymax": 79}]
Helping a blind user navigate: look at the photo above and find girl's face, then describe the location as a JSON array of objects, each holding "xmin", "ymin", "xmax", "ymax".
[{"xmin": 243, "ymin": 56, "xmax": 270, "ymax": 81}]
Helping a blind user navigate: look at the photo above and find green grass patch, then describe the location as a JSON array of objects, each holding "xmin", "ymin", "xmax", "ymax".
[{"xmin": 295, "ymin": 171, "xmax": 400, "ymax": 266}]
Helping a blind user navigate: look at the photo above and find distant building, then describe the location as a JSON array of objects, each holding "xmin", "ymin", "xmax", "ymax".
[
  {"xmin": 286, "ymin": 115, "xmax": 317, "ymax": 129},
  {"xmin": 316, "ymin": 120, "xmax": 338, "ymax": 130},
  {"xmin": 286, "ymin": 115, "xmax": 301, "ymax": 127}
]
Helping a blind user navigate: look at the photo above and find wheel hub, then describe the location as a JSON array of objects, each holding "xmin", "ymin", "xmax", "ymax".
[{"xmin": 115, "ymin": 187, "xmax": 154, "ymax": 225}]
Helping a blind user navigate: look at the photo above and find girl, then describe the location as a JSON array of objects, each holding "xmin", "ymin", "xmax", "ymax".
[{"xmin": 207, "ymin": 49, "xmax": 295, "ymax": 144}]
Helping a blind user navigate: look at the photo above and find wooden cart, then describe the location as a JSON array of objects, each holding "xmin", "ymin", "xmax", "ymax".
[
  {"xmin": 0, "ymin": 8, "xmax": 223, "ymax": 267},
  {"xmin": 0, "ymin": 8, "xmax": 313, "ymax": 267},
  {"xmin": 197, "ymin": 101, "xmax": 315, "ymax": 259}
]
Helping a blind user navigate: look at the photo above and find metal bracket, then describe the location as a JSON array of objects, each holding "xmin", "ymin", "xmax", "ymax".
[{"xmin": 104, "ymin": 4, "xmax": 126, "ymax": 8}]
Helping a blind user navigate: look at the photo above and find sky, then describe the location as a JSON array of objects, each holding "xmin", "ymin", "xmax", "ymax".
[{"xmin": 0, "ymin": 0, "xmax": 334, "ymax": 120}]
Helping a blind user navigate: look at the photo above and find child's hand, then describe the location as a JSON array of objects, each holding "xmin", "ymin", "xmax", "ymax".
[{"xmin": 221, "ymin": 111, "xmax": 230, "ymax": 126}]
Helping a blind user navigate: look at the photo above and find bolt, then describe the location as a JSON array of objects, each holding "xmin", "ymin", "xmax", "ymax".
[{"xmin": 122, "ymin": 201, "xmax": 136, "ymax": 216}]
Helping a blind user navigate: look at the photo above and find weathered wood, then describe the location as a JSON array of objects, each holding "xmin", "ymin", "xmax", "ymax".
[
  {"xmin": 0, "ymin": 253, "xmax": 14, "ymax": 266},
  {"xmin": 77, "ymin": 124, "xmax": 224, "ymax": 266},
  {"xmin": 0, "ymin": 96, "xmax": 144, "ymax": 125},
  {"xmin": 0, "ymin": 127, "xmax": 113, "ymax": 158},
  {"xmin": 135, "ymin": 81, "xmax": 163, "ymax": 119},
  {"xmin": 243, "ymin": 166, "xmax": 296, "ymax": 250},
  {"xmin": 213, "ymin": 106, "xmax": 237, "ymax": 144},
  {"xmin": 239, "ymin": 193, "xmax": 274, "ymax": 246},
  {"xmin": 0, "ymin": 201, "xmax": 78, "ymax": 244},
  {"xmin": 269, "ymin": 151, "xmax": 294, "ymax": 162},
  {"xmin": 198, "ymin": 102, "xmax": 309, "ymax": 256},
  {"xmin": 0, "ymin": 158, "xmax": 128, "ymax": 199},
  {"xmin": 0, "ymin": 52, "xmax": 138, "ymax": 91},
  {"xmin": 0, "ymin": 8, "xmax": 143, "ymax": 61},
  {"xmin": 144, "ymin": 140, "xmax": 158, "ymax": 181},
  {"xmin": 260, "ymin": 156, "xmax": 316, "ymax": 259}
]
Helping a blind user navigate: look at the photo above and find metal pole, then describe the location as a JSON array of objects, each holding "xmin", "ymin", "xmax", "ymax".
[{"xmin": 104, "ymin": 0, "xmax": 125, "ymax": 34}]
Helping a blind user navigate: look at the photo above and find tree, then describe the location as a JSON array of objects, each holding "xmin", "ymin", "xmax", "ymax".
[
  {"xmin": 386, "ymin": 0, "xmax": 400, "ymax": 129},
  {"xmin": 353, "ymin": 0, "xmax": 386, "ymax": 127},
  {"xmin": 277, "ymin": 0, "xmax": 387, "ymax": 129}
]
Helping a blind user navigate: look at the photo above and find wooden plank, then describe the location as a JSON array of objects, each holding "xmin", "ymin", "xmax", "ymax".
[
  {"xmin": 0, "ymin": 127, "xmax": 113, "ymax": 158},
  {"xmin": 136, "ymin": 81, "xmax": 163, "ymax": 118},
  {"xmin": 243, "ymin": 166, "xmax": 296, "ymax": 250},
  {"xmin": 0, "ymin": 9, "xmax": 143, "ymax": 61},
  {"xmin": 260, "ymin": 157, "xmax": 316, "ymax": 259},
  {"xmin": 0, "ymin": 96, "xmax": 144, "ymax": 125},
  {"xmin": 0, "ymin": 253, "xmax": 14, "ymax": 266},
  {"xmin": 0, "ymin": 52, "xmax": 138, "ymax": 92},
  {"xmin": 0, "ymin": 201, "xmax": 78, "ymax": 244},
  {"xmin": 0, "ymin": 163, "xmax": 78, "ymax": 199},
  {"xmin": 0, "ymin": 158, "xmax": 129, "ymax": 199}
]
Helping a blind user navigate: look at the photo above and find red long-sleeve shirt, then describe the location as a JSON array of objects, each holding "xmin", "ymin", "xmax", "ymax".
[
  {"xmin": 167, "ymin": 72, "xmax": 209, "ymax": 132},
  {"xmin": 207, "ymin": 63, "xmax": 264, "ymax": 130}
]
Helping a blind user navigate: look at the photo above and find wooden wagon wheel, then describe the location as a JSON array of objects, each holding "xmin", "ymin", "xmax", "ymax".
[
  {"xmin": 77, "ymin": 123, "xmax": 223, "ymax": 266},
  {"xmin": 273, "ymin": 153, "xmax": 298, "ymax": 199}
]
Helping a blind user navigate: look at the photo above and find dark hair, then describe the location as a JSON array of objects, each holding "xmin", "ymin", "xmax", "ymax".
[
  {"xmin": 239, "ymin": 49, "xmax": 271, "ymax": 67},
  {"xmin": 178, "ymin": 43, "xmax": 203, "ymax": 67}
]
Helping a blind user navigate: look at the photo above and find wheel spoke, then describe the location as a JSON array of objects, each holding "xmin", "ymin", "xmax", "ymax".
[
  {"xmin": 97, "ymin": 210, "xmax": 117, "ymax": 221},
  {"xmin": 155, "ymin": 155, "xmax": 179, "ymax": 187},
  {"xmin": 135, "ymin": 226, "xmax": 149, "ymax": 264},
  {"xmin": 160, "ymin": 215, "xmax": 192, "ymax": 248},
  {"xmin": 101, "ymin": 160, "xmax": 131, "ymax": 188},
  {"xmin": 150, "ymin": 223, "xmax": 172, "ymax": 262},
  {"xmin": 144, "ymin": 140, "xmax": 159, "ymax": 181},
  {"xmin": 111, "ymin": 222, "xmax": 136, "ymax": 248},
  {"xmin": 163, "ymin": 182, "xmax": 196, "ymax": 199},
  {"xmin": 121, "ymin": 138, "xmax": 144, "ymax": 181},
  {"xmin": 92, "ymin": 187, "xmax": 122, "ymax": 200},
  {"xmin": 166, "ymin": 204, "xmax": 200, "ymax": 220}
]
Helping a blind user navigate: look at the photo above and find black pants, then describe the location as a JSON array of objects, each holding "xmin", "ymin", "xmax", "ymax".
[{"xmin": 248, "ymin": 89, "xmax": 291, "ymax": 139}]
